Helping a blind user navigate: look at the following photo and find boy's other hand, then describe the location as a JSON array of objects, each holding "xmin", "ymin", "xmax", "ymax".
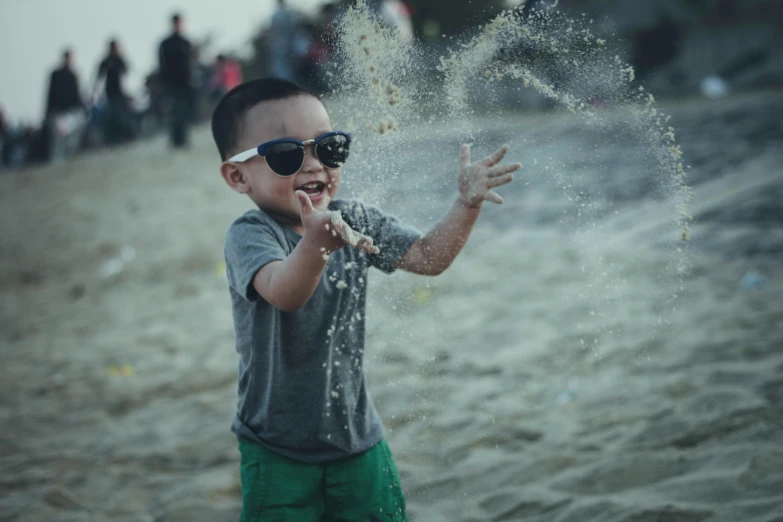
[
  {"xmin": 296, "ymin": 191, "xmax": 380, "ymax": 256},
  {"xmin": 457, "ymin": 144, "xmax": 521, "ymax": 207}
]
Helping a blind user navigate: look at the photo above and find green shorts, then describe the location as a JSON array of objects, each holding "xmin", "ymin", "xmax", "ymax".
[{"xmin": 238, "ymin": 437, "xmax": 407, "ymax": 522}]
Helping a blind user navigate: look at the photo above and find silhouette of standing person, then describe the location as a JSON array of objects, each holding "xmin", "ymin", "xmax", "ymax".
[
  {"xmin": 268, "ymin": 0, "xmax": 299, "ymax": 81},
  {"xmin": 45, "ymin": 49, "xmax": 85, "ymax": 160},
  {"xmin": 93, "ymin": 39, "xmax": 131, "ymax": 145},
  {"xmin": 46, "ymin": 50, "xmax": 83, "ymax": 117},
  {"xmin": 158, "ymin": 13, "xmax": 193, "ymax": 148}
]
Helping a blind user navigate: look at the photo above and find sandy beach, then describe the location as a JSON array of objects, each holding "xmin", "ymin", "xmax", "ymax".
[{"xmin": 1, "ymin": 91, "xmax": 782, "ymax": 522}]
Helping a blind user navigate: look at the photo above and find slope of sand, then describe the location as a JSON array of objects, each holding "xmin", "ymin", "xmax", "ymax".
[{"xmin": 1, "ymin": 93, "xmax": 782, "ymax": 522}]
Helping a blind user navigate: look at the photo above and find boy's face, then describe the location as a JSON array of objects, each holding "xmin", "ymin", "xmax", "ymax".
[{"xmin": 221, "ymin": 95, "xmax": 341, "ymax": 226}]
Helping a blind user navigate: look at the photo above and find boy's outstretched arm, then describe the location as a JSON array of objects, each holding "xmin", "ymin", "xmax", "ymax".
[
  {"xmin": 396, "ymin": 144, "xmax": 520, "ymax": 276},
  {"xmin": 253, "ymin": 191, "xmax": 378, "ymax": 312}
]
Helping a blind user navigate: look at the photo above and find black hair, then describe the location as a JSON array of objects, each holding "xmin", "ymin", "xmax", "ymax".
[
  {"xmin": 171, "ymin": 13, "xmax": 181, "ymax": 24},
  {"xmin": 211, "ymin": 77, "xmax": 316, "ymax": 161}
]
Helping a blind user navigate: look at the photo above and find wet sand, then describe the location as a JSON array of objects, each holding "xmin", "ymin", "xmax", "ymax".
[{"xmin": 1, "ymin": 92, "xmax": 782, "ymax": 522}]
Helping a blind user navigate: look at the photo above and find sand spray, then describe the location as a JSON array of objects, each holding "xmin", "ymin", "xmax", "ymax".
[{"xmin": 322, "ymin": 2, "xmax": 693, "ymax": 486}]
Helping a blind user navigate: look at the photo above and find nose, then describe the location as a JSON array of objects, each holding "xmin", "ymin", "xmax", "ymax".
[{"xmin": 300, "ymin": 144, "xmax": 323, "ymax": 174}]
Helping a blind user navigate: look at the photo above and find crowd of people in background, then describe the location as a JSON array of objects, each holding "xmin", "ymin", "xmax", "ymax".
[
  {"xmin": 1, "ymin": 12, "xmax": 202, "ymax": 169},
  {"xmin": 258, "ymin": 0, "xmax": 412, "ymax": 90},
  {"xmin": 0, "ymin": 1, "xmax": 415, "ymax": 171},
  {"xmin": 1, "ymin": 0, "xmax": 757, "ymax": 173}
]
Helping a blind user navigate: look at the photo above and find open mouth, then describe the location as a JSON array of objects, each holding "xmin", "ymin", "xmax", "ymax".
[{"xmin": 296, "ymin": 181, "xmax": 327, "ymax": 202}]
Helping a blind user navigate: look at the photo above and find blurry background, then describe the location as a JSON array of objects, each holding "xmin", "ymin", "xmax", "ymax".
[
  {"xmin": 0, "ymin": 0, "xmax": 321, "ymax": 122},
  {"xmin": 1, "ymin": 1, "xmax": 782, "ymax": 521},
  {"xmin": 2, "ymin": 0, "xmax": 781, "ymax": 158}
]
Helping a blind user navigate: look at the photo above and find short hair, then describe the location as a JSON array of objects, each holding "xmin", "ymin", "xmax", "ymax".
[
  {"xmin": 171, "ymin": 13, "xmax": 181, "ymax": 24},
  {"xmin": 63, "ymin": 49, "xmax": 72, "ymax": 60},
  {"xmin": 211, "ymin": 77, "xmax": 316, "ymax": 161}
]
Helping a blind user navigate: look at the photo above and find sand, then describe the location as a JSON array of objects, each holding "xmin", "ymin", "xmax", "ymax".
[{"xmin": 1, "ymin": 92, "xmax": 782, "ymax": 522}]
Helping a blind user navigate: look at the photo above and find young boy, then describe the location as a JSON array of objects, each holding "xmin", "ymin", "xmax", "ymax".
[{"xmin": 212, "ymin": 78, "xmax": 519, "ymax": 522}]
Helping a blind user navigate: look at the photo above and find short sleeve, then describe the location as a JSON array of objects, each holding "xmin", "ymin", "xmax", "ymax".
[
  {"xmin": 340, "ymin": 201, "xmax": 421, "ymax": 274},
  {"xmin": 224, "ymin": 213, "xmax": 288, "ymax": 302}
]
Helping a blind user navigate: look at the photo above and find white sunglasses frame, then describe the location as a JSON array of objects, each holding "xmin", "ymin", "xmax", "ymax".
[{"xmin": 227, "ymin": 131, "xmax": 352, "ymax": 169}]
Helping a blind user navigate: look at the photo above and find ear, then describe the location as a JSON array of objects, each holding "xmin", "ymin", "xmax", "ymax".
[{"xmin": 220, "ymin": 161, "xmax": 250, "ymax": 194}]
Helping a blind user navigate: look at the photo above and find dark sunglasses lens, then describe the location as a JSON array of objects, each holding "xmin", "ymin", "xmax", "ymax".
[
  {"xmin": 265, "ymin": 142, "xmax": 304, "ymax": 176},
  {"xmin": 316, "ymin": 134, "xmax": 351, "ymax": 169}
]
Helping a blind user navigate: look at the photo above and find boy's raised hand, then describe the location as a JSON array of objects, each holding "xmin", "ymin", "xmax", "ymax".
[
  {"xmin": 457, "ymin": 144, "xmax": 521, "ymax": 207},
  {"xmin": 296, "ymin": 191, "xmax": 380, "ymax": 256}
]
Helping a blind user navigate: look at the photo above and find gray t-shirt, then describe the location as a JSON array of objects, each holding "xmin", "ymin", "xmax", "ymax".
[{"xmin": 224, "ymin": 199, "xmax": 421, "ymax": 463}]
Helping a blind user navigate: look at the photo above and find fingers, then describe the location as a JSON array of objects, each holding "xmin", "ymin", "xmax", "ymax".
[
  {"xmin": 488, "ymin": 162, "xmax": 522, "ymax": 177},
  {"xmin": 356, "ymin": 235, "xmax": 380, "ymax": 255},
  {"xmin": 296, "ymin": 191, "xmax": 314, "ymax": 217},
  {"xmin": 485, "ymin": 190, "xmax": 504, "ymax": 204},
  {"xmin": 341, "ymin": 223, "xmax": 378, "ymax": 254},
  {"xmin": 481, "ymin": 144, "xmax": 509, "ymax": 166},
  {"xmin": 336, "ymin": 219, "xmax": 380, "ymax": 253},
  {"xmin": 330, "ymin": 210, "xmax": 345, "ymax": 230},
  {"xmin": 340, "ymin": 227, "xmax": 358, "ymax": 247},
  {"xmin": 487, "ymin": 173, "xmax": 514, "ymax": 188},
  {"xmin": 459, "ymin": 143, "xmax": 471, "ymax": 168}
]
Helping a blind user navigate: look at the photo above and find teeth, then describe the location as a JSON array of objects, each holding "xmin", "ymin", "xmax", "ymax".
[{"xmin": 299, "ymin": 182, "xmax": 323, "ymax": 190}]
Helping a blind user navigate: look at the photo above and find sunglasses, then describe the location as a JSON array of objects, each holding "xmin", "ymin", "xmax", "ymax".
[{"xmin": 227, "ymin": 131, "xmax": 352, "ymax": 177}]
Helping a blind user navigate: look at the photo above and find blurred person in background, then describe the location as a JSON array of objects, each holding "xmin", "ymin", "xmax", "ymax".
[
  {"xmin": 159, "ymin": 13, "xmax": 194, "ymax": 149},
  {"xmin": 44, "ymin": 49, "xmax": 86, "ymax": 161},
  {"xmin": 144, "ymin": 71, "xmax": 166, "ymax": 130},
  {"xmin": 0, "ymin": 107, "xmax": 39, "ymax": 169},
  {"xmin": 92, "ymin": 39, "xmax": 133, "ymax": 145},
  {"xmin": 267, "ymin": 0, "xmax": 301, "ymax": 81},
  {"xmin": 210, "ymin": 54, "xmax": 244, "ymax": 101},
  {"xmin": 300, "ymin": 2, "xmax": 341, "ymax": 93},
  {"xmin": 190, "ymin": 41, "xmax": 214, "ymax": 122},
  {"xmin": 0, "ymin": 106, "xmax": 5, "ymax": 171},
  {"xmin": 46, "ymin": 50, "xmax": 84, "ymax": 118}
]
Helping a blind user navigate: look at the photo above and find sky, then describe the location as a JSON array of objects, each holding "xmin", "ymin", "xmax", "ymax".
[{"xmin": 0, "ymin": 0, "xmax": 324, "ymax": 123}]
